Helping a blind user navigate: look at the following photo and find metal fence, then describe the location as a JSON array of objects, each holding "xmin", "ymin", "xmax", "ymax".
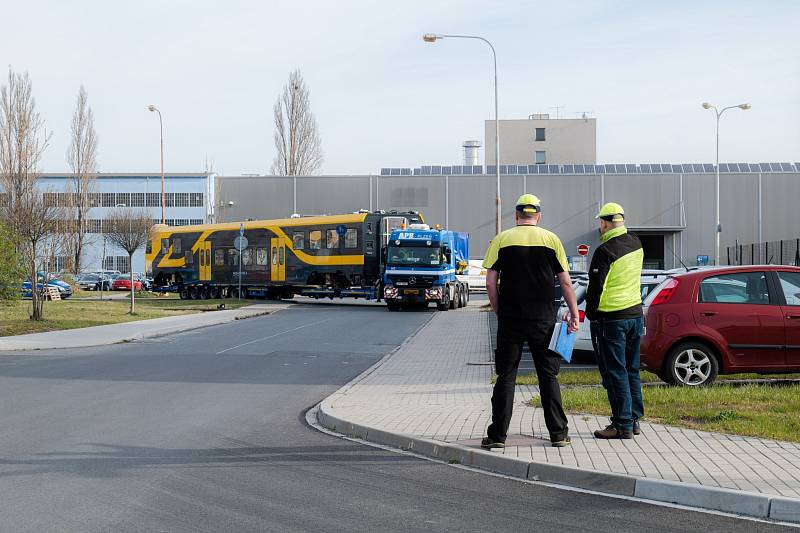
[{"xmin": 727, "ymin": 238, "xmax": 800, "ymax": 266}]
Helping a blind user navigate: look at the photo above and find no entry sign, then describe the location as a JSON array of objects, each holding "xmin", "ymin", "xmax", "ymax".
[{"xmin": 577, "ymin": 244, "xmax": 590, "ymax": 256}]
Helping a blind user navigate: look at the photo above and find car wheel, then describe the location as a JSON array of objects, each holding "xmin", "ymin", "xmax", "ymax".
[{"xmin": 663, "ymin": 342, "xmax": 719, "ymax": 386}]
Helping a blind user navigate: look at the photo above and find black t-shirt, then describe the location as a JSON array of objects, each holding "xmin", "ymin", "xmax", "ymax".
[{"xmin": 482, "ymin": 225, "xmax": 569, "ymax": 321}]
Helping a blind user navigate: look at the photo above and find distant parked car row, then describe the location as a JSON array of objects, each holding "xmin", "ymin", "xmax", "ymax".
[{"xmin": 73, "ymin": 272, "xmax": 152, "ymax": 292}]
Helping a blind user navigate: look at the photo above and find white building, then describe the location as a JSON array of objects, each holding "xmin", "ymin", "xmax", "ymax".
[
  {"xmin": 36, "ymin": 172, "xmax": 214, "ymax": 273},
  {"xmin": 485, "ymin": 114, "xmax": 597, "ymax": 166}
]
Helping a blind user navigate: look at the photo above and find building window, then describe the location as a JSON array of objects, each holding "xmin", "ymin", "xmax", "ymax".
[
  {"xmin": 326, "ymin": 229, "xmax": 339, "ymax": 249},
  {"xmin": 116, "ymin": 192, "xmax": 130, "ymax": 207},
  {"xmin": 102, "ymin": 192, "xmax": 116, "ymax": 207},
  {"xmin": 87, "ymin": 219, "xmax": 102, "ymax": 233},
  {"xmin": 535, "ymin": 150, "xmax": 546, "ymax": 164},
  {"xmin": 345, "ymin": 228, "xmax": 358, "ymax": 249},
  {"xmin": 43, "ymin": 193, "xmax": 58, "ymax": 207},
  {"xmin": 309, "ymin": 230, "xmax": 322, "ymax": 250},
  {"xmin": 130, "ymin": 193, "xmax": 145, "ymax": 207},
  {"xmin": 146, "ymin": 193, "xmax": 161, "ymax": 207},
  {"xmin": 189, "ymin": 193, "xmax": 204, "ymax": 207},
  {"xmin": 535, "ymin": 127, "xmax": 545, "ymax": 141},
  {"xmin": 175, "ymin": 193, "xmax": 190, "ymax": 207},
  {"xmin": 174, "ymin": 219, "xmax": 189, "ymax": 226},
  {"xmin": 103, "ymin": 257, "xmax": 115, "ymax": 270},
  {"xmin": 164, "ymin": 193, "xmax": 175, "ymax": 207},
  {"xmin": 115, "ymin": 256, "xmax": 130, "ymax": 273},
  {"xmin": 293, "ymin": 232, "xmax": 305, "ymax": 250},
  {"xmin": 88, "ymin": 193, "xmax": 101, "ymax": 207},
  {"xmin": 190, "ymin": 219, "xmax": 203, "ymax": 225},
  {"xmin": 165, "ymin": 219, "xmax": 176, "ymax": 226}
]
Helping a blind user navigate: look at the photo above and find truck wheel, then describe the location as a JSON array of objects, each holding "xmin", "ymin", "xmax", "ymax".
[
  {"xmin": 436, "ymin": 290, "xmax": 450, "ymax": 311},
  {"xmin": 179, "ymin": 287, "xmax": 189, "ymax": 300},
  {"xmin": 449, "ymin": 286, "xmax": 457, "ymax": 309},
  {"xmin": 387, "ymin": 301, "xmax": 401, "ymax": 312},
  {"xmin": 459, "ymin": 287, "xmax": 467, "ymax": 308}
]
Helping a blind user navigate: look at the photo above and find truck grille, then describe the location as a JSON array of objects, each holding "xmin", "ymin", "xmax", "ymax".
[{"xmin": 387, "ymin": 274, "xmax": 437, "ymax": 288}]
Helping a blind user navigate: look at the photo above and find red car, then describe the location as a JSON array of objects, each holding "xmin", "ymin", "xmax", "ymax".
[
  {"xmin": 112, "ymin": 275, "xmax": 143, "ymax": 291},
  {"xmin": 641, "ymin": 265, "xmax": 800, "ymax": 386}
]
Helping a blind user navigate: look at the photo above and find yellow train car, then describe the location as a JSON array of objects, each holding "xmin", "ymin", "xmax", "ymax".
[{"xmin": 146, "ymin": 210, "xmax": 424, "ymax": 299}]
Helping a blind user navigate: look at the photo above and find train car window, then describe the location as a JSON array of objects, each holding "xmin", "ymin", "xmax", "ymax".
[
  {"xmin": 228, "ymin": 249, "xmax": 238, "ymax": 266},
  {"xmin": 173, "ymin": 238, "xmax": 182, "ymax": 254},
  {"xmin": 279, "ymin": 247, "xmax": 285, "ymax": 265},
  {"xmin": 242, "ymin": 249, "xmax": 253, "ymax": 266},
  {"xmin": 256, "ymin": 248, "xmax": 268, "ymax": 266},
  {"xmin": 345, "ymin": 228, "xmax": 358, "ymax": 248},
  {"xmin": 366, "ymin": 240, "xmax": 374, "ymax": 255},
  {"xmin": 185, "ymin": 250, "xmax": 193, "ymax": 265},
  {"xmin": 199, "ymin": 249, "xmax": 204, "ymax": 266},
  {"xmin": 309, "ymin": 230, "xmax": 322, "ymax": 250},
  {"xmin": 215, "ymin": 249, "xmax": 225, "ymax": 266},
  {"xmin": 161, "ymin": 238, "xmax": 169, "ymax": 251},
  {"xmin": 293, "ymin": 232, "xmax": 305, "ymax": 250},
  {"xmin": 272, "ymin": 247, "xmax": 278, "ymax": 265},
  {"xmin": 326, "ymin": 229, "xmax": 339, "ymax": 249}
]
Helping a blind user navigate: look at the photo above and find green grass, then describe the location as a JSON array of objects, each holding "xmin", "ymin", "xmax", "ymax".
[
  {"xmin": 529, "ymin": 382, "xmax": 800, "ymax": 443},
  {"xmin": 0, "ymin": 298, "xmax": 252, "ymax": 337},
  {"xmin": 514, "ymin": 369, "xmax": 800, "ymax": 387}
]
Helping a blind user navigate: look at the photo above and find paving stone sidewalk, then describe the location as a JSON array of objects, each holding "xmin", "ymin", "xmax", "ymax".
[{"xmin": 324, "ymin": 305, "xmax": 800, "ymax": 500}]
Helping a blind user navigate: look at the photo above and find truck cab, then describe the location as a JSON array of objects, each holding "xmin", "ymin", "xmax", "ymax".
[{"xmin": 382, "ymin": 224, "xmax": 469, "ymax": 311}]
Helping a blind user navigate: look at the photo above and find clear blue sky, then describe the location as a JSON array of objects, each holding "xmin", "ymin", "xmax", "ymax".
[{"xmin": 3, "ymin": 0, "xmax": 798, "ymax": 175}]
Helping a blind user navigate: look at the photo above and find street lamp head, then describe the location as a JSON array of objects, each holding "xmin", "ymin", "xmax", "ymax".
[
  {"xmin": 147, "ymin": 104, "xmax": 157, "ymax": 112},
  {"xmin": 423, "ymin": 33, "xmax": 440, "ymax": 43},
  {"xmin": 738, "ymin": 103, "xmax": 751, "ymax": 110},
  {"xmin": 702, "ymin": 102, "xmax": 712, "ymax": 109}
]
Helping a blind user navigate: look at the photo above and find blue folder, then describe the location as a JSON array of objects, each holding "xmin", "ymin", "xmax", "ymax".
[{"xmin": 548, "ymin": 321, "xmax": 576, "ymax": 363}]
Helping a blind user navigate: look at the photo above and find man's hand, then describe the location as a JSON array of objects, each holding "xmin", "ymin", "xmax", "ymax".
[
  {"xmin": 566, "ymin": 314, "xmax": 580, "ymax": 333},
  {"xmin": 557, "ymin": 271, "xmax": 580, "ymax": 333}
]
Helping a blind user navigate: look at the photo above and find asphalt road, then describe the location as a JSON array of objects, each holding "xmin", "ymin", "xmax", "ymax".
[{"xmin": 0, "ymin": 303, "xmax": 793, "ymax": 532}]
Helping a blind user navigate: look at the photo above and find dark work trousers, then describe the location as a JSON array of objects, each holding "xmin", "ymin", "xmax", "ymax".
[
  {"xmin": 590, "ymin": 317, "xmax": 644, "ymax": 431},
  {"xmin": 487, "ymin": 317, "xmax": 569, "ymax": 443}
]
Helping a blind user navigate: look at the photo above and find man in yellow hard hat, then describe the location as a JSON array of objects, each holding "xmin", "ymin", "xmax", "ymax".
[
  {"xmin": 586, "ymin": 202, "xmax": 645, "ymax": 439},
  {"xmin": 481, "ymin": 193, "xmax": 580, "ymax": 449}
]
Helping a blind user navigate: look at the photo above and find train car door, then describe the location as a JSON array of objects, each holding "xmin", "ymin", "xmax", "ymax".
[
  {"xmin": 270, "ymin": 237, "xmax": 286, "ymax": 281},
  {"xmin": 200, "ymin": 241, "xmax": 212, "ymax": 281}
]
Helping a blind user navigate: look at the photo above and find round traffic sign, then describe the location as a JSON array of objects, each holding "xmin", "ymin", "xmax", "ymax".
[
  {"xmin": 577, "ymin": 244, "xmax": 590, "ymax": 256},
  {"xmin": 234, "ymin": 235, "xmax": 249, "ymax": 251}
]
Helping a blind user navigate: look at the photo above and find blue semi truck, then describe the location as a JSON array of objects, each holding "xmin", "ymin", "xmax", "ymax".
[{"xmin": 382, "ymin": 225, "xmax": 470, "ymax": 311}]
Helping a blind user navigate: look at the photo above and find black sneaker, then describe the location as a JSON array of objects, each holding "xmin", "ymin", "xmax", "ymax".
[
  {"xmin": 633, "ymin": 420, "xmax": 641, "ymax": 436},
  {"xmin": 594, "ymin": 425, "xmax": 633, "ymax": 439},
  {"xmin": 480, "ymin": 437, "xmax": 505, "ymax": 450},
  {"xmin": 551, "ymin": 436, "xmax": 571, "ymax": 448}
]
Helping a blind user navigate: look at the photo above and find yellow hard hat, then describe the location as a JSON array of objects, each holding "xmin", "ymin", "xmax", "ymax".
[
  {"xmin": 596, "ymin": 202, "xmax": 625, "ymax": 222},
  {"xmin": 515, "ymin": 193, "xmax": 541, "ymax": 214}
]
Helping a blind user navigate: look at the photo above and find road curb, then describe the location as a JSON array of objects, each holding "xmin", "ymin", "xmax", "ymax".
[
  {"xmin": 318, "ymin": 400, "xmax": 800, "ymax": 522},
  {"xmin": 0, "ymin": 306, "xmax": 274, "ymax": 351},
  {"xmin": 315, "ymin": 310, "xmax": 800, "ymax": 524}
]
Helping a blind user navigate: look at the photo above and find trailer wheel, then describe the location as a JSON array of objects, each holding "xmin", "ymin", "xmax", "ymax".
[{"xmin": 179, "ymin": 287, "xmax": 189, "ymax": 300}]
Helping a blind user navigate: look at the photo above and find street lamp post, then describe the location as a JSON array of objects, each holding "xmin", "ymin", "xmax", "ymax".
[
  {"xmin": 702, "ymin": 102, "xmax": 751, "ymax": 265},
  {"xmin": 147, "ymin": 105, "xmax": 166, "ymax": 225},
  {"xmin": 423, "ymin": 33, "xmax": 501, "ymax": 236}
]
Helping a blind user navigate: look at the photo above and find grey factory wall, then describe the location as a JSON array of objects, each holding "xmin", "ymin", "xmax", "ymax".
[{"xmin": 217, "ymin": 172, "xmax": 800, "ymax": 265}]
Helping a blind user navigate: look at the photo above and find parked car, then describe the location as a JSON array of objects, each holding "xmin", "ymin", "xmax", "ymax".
[
  {"xmin": 465, "ymin": 260, "xmax": 487, "ymax": 292},
  {"xmin": 557, "ymin": 274, "xmax": 667, "ymax": 353},
  {"xmin": 640, "ymin": 265, "xmax": 800, "ymax": 386},
  {"xmin": 77, "ymin": 273, "xmax": 112, "ymax": 291},
  {"xmin": 21, "ymin": 278, "xmax": 73, "ymax": 299},
  {"xmin": 112, "ymin": 275, "xmax": 142, "ymax": 291}
]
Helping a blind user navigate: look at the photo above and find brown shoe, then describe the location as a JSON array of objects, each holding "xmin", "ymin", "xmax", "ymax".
[{"xmin": 594, "ymin": 425, "xmax": 633, "ymax": 439}]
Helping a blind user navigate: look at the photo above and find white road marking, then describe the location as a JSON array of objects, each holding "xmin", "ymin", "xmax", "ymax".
[{"xmin": 215, "ymin": 318, "xmax": 332, "ymax": 354}]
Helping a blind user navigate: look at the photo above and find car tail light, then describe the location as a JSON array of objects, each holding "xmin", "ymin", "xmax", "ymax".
[{"xmin": 651, "ymin": 278, "xmax": 680, "ymax": 306}]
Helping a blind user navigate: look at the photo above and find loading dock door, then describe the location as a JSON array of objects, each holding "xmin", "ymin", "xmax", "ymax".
[{"xmin": 637, "ymin": 234, "xmax": 665, "ymax": 270}]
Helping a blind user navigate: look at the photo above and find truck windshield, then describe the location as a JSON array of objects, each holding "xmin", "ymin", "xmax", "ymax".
[{"xmin": 387, "ymin": 244, "xmax": 443, "ymax": 266}]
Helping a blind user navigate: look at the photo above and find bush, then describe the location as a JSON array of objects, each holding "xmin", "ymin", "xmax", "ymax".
[{"xmin": 0, "ymin": 223, "xmax": 24, "ymax": 302}]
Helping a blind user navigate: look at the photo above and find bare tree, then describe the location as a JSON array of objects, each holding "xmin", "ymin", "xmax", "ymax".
[
  {"xmin": 0, "ymin": 67, "xmax": 59, "ymax": 320},
  {"xmin": 270, "ymin": 69, "xmax": 323, "ymax": 175},
  {"xmin": 65, "ymin": 85, "xmax": 98, "ymax": 274},
  {"xmin": 104, "ymin": 208, "xmax": 154, "ymax": 314}
]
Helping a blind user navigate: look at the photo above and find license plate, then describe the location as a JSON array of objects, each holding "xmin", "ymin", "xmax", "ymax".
[{"xmin": 404, "ymin": 289, "xmax": 419, "ymax": 294}]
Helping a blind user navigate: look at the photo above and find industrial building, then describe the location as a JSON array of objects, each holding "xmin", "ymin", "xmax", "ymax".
[
  {"xmin": 35, "ymin": 173, "xmax": 214, "ymax": 273},
  {"xmin": 484, "ymin": 114, "xmax": 597, "ymax": 166},
  {"xmin": 217, "ymin": 162, "xmax": 800, "ymax": 270}
]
